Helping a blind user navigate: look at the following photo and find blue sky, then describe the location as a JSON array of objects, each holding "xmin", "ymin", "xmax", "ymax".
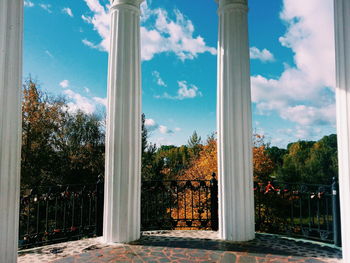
[{"xmin": 23, "ymin": 0, "xmax": 336, "ymax": 148}]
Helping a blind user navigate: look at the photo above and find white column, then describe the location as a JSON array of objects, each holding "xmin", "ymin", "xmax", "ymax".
[
  {"xmin": 334, "ymin": 0, "xmax": 350, "ymax": 260},
  {"xmin": 0, "ymin": 1, "xmax": 23, "ymax": 262},
  {"xmin": 103, "ymin": 0, "xmax": 143, "ymax": 243},
  {"xmin": 216, "ymin": 0, "xmax": 255, "ymax": 241}
]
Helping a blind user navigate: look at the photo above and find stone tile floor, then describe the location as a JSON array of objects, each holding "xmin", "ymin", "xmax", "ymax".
[{"xmin": 18, "ymin": 231, "xmax": 342, "ymax": 262}]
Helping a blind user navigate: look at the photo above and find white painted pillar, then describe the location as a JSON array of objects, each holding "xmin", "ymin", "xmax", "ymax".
[
  {"xmin": 103, "ymin": 0, "xmax": 143, "ymax": 243},
  {"xmin": 0, "ymin": 1, "xmax": 23, "ymax": 262},
  {"xmin": 334, "ymin": 0, "xmax": 350, "ymax": 260},
  {"xmin": 216, "ymin": 0, "xmax": 255, "ymax": 241}
]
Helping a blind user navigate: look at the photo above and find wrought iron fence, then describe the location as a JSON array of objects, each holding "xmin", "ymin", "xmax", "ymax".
[
  {"xmin": 254, "ymin": 178, "xmax": 341, "ymax": 245},
  {"xmin": 141, "ymin": 174, "xmax": 218, "ymax": 230},
  {"xmin": 18, "ymin": 175, "xmax": 218, "ymax": 249},
  {"xmin": 19, "ymin": 179, "xmax": 104, "ymax": 249},
  {"xmin": 19, "ymin": 174, "xmax": 341, "ymax": 250}
]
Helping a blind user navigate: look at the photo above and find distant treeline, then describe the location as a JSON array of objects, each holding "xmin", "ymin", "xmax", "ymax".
[{"xmin": 21, "ymin": 79, "xmax": 338, "ymax": 189}]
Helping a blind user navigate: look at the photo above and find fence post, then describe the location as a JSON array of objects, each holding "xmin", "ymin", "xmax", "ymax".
[
  {"xmin": 96, "ymin": 175, "xmax": 104, "ymax": 237},
  {"xmin": 332, "ymin": 177, "xmax": 342, "ymax": 246},
  {"xmin": 210, "ymin": 173, "xmax": 219, "ymax": 231}
]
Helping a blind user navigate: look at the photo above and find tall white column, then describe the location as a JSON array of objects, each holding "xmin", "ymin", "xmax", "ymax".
[
  {"xmin": 216, "ymin": 0, "xmax": 255, "ymax": 241},
  {"xmin": 334, "ymin": 0, "xmax": 350, "ymax": 260},
  {"xmin": 0, "ymin": 1, "xmax": 23, "ymax": 262},
  {"xmin": 103, "ymin": 0, "xmax": 143, "ymax": 243}
]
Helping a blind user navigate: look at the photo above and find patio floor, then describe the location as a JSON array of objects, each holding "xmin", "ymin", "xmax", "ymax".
[{"xmin": 18, "ymin": 231, "xmax": 342, "ymax": 263}]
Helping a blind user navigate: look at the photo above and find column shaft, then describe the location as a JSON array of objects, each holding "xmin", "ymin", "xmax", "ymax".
[
  {"xmin": 0, "ymin": 1, "xmax": 23, "ymax": 262},
  {"xmin": 216, "ymin": 0, "xmax": 255, "ymax": 241},
  {"xmin": 103, "ymin": 0, "xmax": 143, "ymax": 243},
  {"xmin": 334, "ymin": 0, "xmax": 350, "ymax": 259}
]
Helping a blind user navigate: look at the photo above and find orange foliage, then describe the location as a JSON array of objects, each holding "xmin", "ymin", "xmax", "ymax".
[
  {"xmin": 180, "ymin": 134, "xmax": 273, "ymax": 182},
  {"xmin": 170, "ymin": 137, "xmax": 217, "ymax": 229},
  {"xmin": 253, "ymin": 134, "xmax": 274, "ymax": 182},
  {"xmin": 170, "ymin": 134, "xmax": 274, "ymax": 229},
  {"xmin": 22, "ymin": 81, "xmax": 67, "ymax": 152},
  {"xmin": 181, "ymin": 137, "xmax": 217, "ymax": 181}
]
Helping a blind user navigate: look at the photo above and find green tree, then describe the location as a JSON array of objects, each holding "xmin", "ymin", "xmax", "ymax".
[
  {"xmin": 21, "ymin": 79, "xmax": 105, "ymax": 187},
  {"xmin": 276, "ymin": 141, "xmax": 315, "ymax": 182},
  {"xmin": 157, "ymin": 145, "xmax": 192, "ymax": 180},
  {"xmin": 266, "ymin": 146, "xmax": 287, "ymax": 168},
  {"xmin": 141, "ymin": 114, "xmax": 164, "ymax": 180},
  {"xmin": 187, "ymin": 131, "xmax": 202, "ymax": 158},
  {"xmin": 60, "ymin": 111, "xmax": 105, "ymax": 184},
  {"xmin": 275, "ymin": 136, "xmax": 338, "ymax": 184},
  {"xmin": 21, "ymin": 79, "xmax": 68, "ymax": 187},
  {"xmin": 304, "ymin": 134, "xmax": 338, "ymax": 184}
]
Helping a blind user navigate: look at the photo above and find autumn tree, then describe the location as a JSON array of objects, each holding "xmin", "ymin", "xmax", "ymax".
[
  {"xmin": 21, "ymin": 79, "xmax": 68, "ymax": 187},
  {"xmin": 21, "ymin": 79, "xmax": 105, "ymax": 187},
  {"xmin": 182, "ymin": 134, "xmax": 217, "ymax": 181},
  {"xmin": 167, "ymin": 134, "xmax": 217, "ymax": 229},
  {"xmin": 181, "ymin": 133, "xmax": 275, "ymax": 183},
  {"xmin": 253, "ymin": 134, "xmax": 275, "ymax": 183}
]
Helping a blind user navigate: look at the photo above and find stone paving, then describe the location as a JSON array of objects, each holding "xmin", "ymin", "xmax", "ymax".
[{"xmin": 18, "ymin": 231, "xmax": 343, "ymax": 263}]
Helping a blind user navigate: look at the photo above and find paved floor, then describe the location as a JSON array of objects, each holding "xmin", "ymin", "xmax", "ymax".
[{"xmin": 18, "ymin": 231, "xmax": 342, "ymax": 263}]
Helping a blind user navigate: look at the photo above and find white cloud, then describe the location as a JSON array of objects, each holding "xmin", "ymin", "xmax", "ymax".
[
  {"xmin": 59, "ymin": 80, "xmax": 69, "ymax": 89},
  {"xmin": 145, "ymin": 118, "xmax": 160, "ymax": 131},
  {"xmin": 251, "ymin": 0, "xmax": 336, "ymax": 129},
  {"xmin": 250, "ymin": 47, "xmax": 275, "ymax": 62},
  {"xmin": 152, "ymin": 71, "xmax": 167, "ymax": 87},
  {"xmin": 93, "ymin": 97, "xmax": 107, "ymax": 107},
  {"xmin": 278, "ymin": 126, "xmax": 322, "ymax": 141},
  {"xmin": 159, "ymin": 125, "xmax": 174, "ymax": 134},
  {"xmin": 62, "ymin": 7, "xmax": 74, "ymax": 17},
  {"xmin": 175, "ymin": 127, "xmax": 182, "ymax": 132},
  {"xmin": 145, "ymin": 118, "xmax": 158, "ymax": 130},
  {"xmin": 280, "ymin": 104, "xmax": 336, "ymax": 126},
  {"xmin": 45, "ymin": 50, "xmax": 53, "ymax": 58},
  {"xmin": 152, "ymin": 137, "xmax": 175, "ymax": 147},
  {"xmin": 39, "ymin": 4, "xmax": 52, "ymax": 13},
  {"xmin": 177, "ymin": 81, "xmax": 202, "ymax": 99},
  {"xmin": 140, "ymin": 1, "xmax": 152, "ymax": 22},
  {"xmin": 63, "ymin": 89, "xmax": 106, "ymax": 114},
  {"xmin": 82, "ymin": 39, "xmax": 101, "ymax": 50},
  {"xmin": 58, "ymin": 81, "xmax": 106, "ymax": 111},
  {"xmin": 141, "ymin": 8, "xmax": 217, "ymax": 61},
  {"xmin": 155, "ymin": 80, "xmax": 202, "ymax": 100},
  {"xmin": 81, "ymin": 15, "xmax": 92, "ymax": 24},
  {"xmin": 144, "ymin": 118, "xmax": 175, "ymax": 134},
  {"xmin": 80, "ymin": 0, "xmax": 111, "ymax": 52},
  {"xmin": 63, "ymin": 89, "xmax": 96, "ymax": 114},
  {"xmin": 24, "ymin": 1, "xmax": 34, "ymax": 7},
  {"xmin": 271, "ymin": 137, "xmax": 284, "ymax": 146},
  {"xmin": 81, "ymin": 0, "xmax": 216, "ymax": 61}
]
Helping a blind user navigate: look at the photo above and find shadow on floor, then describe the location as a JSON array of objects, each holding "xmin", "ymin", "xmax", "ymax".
[{"xmin": 130, "ymin": 232, "xmax": 342, "ymax": 260}]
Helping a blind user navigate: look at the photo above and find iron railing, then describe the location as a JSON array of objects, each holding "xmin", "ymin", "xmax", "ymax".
[
  {"xmin": 141, "ymin": 174, "xmax": 218, "ymax": 230},
  {"xmin": 19, "ymin": 179, "xmax": 104, "ymax": 249},
  {"xmin": 254, "ymin": 178, "xmax": 341, "ymax": 245},
  {"xmin": 19, "ymin": 174, "xmax": 341, "ymax": 249}
]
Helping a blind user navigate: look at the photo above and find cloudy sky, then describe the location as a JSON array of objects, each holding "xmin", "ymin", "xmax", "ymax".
[{"xmin": 23, "ymin": 0, "xmax": 336, "ymax": 148}]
